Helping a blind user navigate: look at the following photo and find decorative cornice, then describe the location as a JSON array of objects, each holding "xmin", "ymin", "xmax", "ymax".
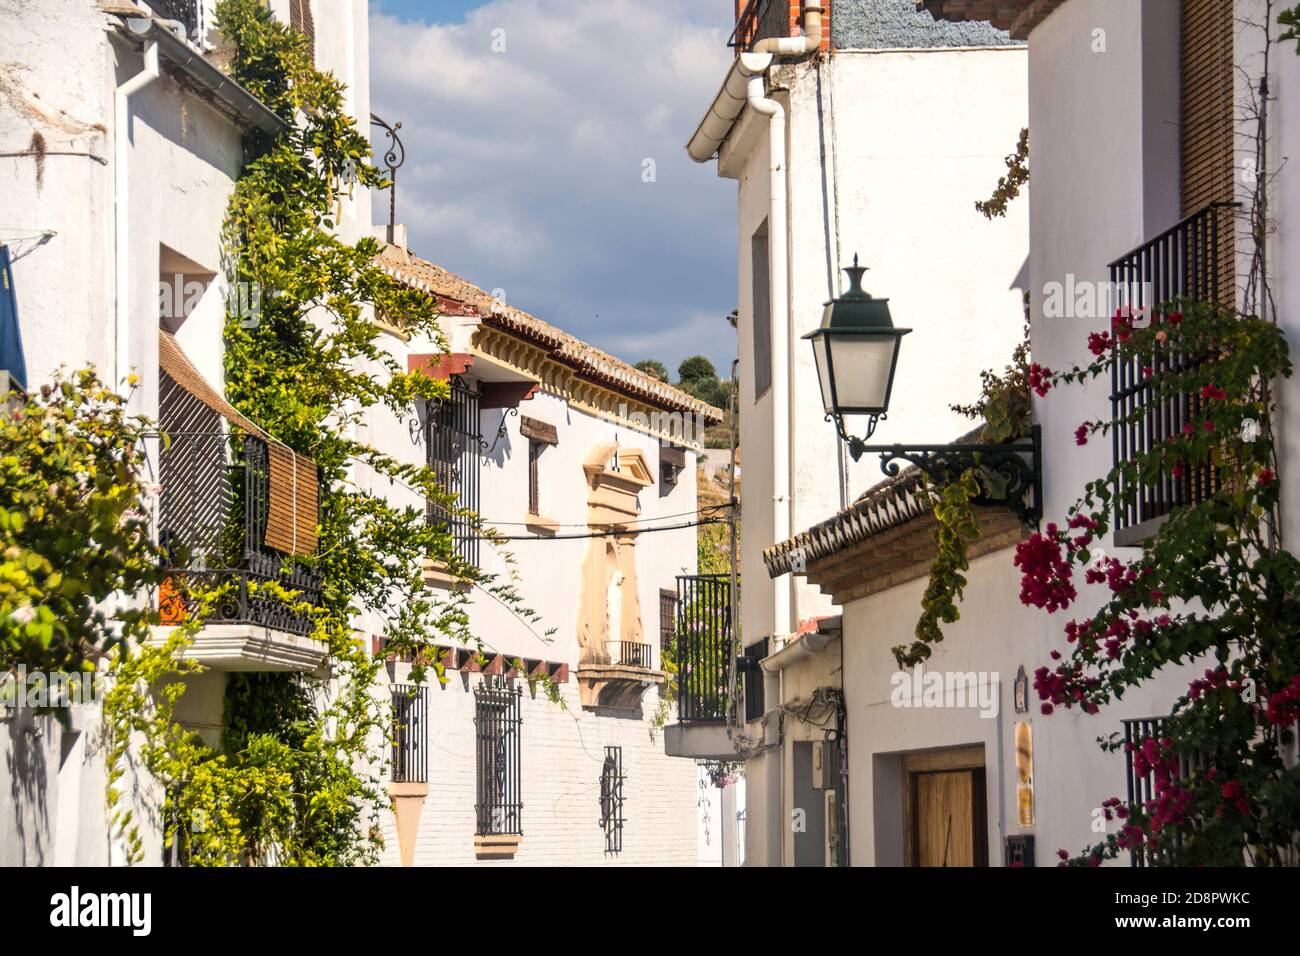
[{"xmin": 376, "ymin": 244, "xmax": 724, "ymax": 436}]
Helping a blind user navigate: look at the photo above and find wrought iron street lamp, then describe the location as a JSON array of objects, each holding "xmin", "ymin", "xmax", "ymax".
[
  {"xmin": 807, "ymin": 256, "xmax": 1043, "ymax": 525},
  {"xmin": 804, "ymin": 255, "xmax": 909, "ymax": 447}
]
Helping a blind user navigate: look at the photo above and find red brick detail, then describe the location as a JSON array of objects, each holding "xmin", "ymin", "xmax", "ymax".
[{"xmin": 408, "ymin": 352, "xmax": 475, "ymax": 380}]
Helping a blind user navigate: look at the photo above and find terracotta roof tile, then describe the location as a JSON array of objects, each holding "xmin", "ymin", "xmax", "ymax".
[{"xmin": 377, "ymin": 244, "xmax": 723, "ymax": 423}]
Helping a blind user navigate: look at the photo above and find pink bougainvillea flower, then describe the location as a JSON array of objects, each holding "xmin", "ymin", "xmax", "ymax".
[
  {"xmin": 1200, "ymin": 384, "xmax": 1227, "ymax": 402},
  {"xmin": 1259, "ymin": 468, "xmax": 1276, "ymax": 487},
  {"xmin": 1087, "ymin": 331, "xmax": 1113, "ymax": 356},
  {"xmin": 1028, "ymin": 362, "xmax": 1053, "ymax": 398},
  {"xmin": 1075, "ymin": 424, "xmax": 1090, "ymax": 446}
]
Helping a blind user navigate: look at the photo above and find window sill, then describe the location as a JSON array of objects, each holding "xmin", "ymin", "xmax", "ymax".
[
  {"xmin": 420, "ymin": 559, "xmax": 471, "ymax": 592},
  {"xmin": 371, "ymin": 318, "xmax": 410, "ymax": 342},
  {"xmin": 474, "ymin": 833, "xmax": 522, "ymax": 860},
  {"xmin": 524, "ymin": 512, "xmax": 560, "ymax": 535},
  {"xmin": 1113, "ymin": 513, "xmax": 1168, "ymax": 549}
]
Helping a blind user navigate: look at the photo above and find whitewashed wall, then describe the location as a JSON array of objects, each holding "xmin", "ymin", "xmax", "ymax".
[
  {"xmin": 360, "ymin": 321, "xmax": 708, "ymax": 864},
  {"xmin": 838, "ymin": 0, "xmax": 1300, "ymax": 867},
  {"xmin": 720, "ymin": 42, "xmax": 1027, "ymax": 865}
]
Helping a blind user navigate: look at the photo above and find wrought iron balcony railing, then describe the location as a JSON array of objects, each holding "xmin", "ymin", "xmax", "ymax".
[
  {"xmin": 1107, "ymin": 201, "xmax": 1238, "ymax": 542},
  {"xmin": 675, "ymin": 574, "xmax": 734, "ymax": 721},
  {"xmin": 1122, "ymin": 716, "xmax": 1209, "ymax": 867},
  {"xmin": 157, "ymin": 432, "xmax": 322, "ymax": 636},
  {"xmin": 607, "ymin": 641, "xmax": 653, "ymax": 669},
  {"xmin": 143, "ymin": 0, "xmax": 202, "ymax": 41}
]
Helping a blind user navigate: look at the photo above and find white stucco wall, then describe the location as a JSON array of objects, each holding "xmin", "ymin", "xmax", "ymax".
[
  {"xmin": 836, "ymin": 0, "xmax": 1300, "ymax": 868},
  {"xmin": 717, "ymin": 41, "xmax": 1027, "ymax": 865},
  {"xmin": 359, "ymin": 322, "xmax": 709, "ymax": 863},
  {"xmin": 725, "ymin": 45, "xmax": 1028, "ymax": 647}
]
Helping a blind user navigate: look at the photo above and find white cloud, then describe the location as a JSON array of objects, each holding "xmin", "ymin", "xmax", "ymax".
[{"xmin": 368, "ymin": 0, "xmax": 738, "ymax": 373}]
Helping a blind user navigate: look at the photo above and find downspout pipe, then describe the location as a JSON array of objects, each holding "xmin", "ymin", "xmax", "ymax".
[
  {"xmin": 745, "ymin": 66, "xmax": 790, "ymax": 869},
  {"xmin": 749, "ymin": 3, "xmax": 824, "ymax": 56},
  {"xmin": 114, "ymin": 34, "xmax": 161, "ymax": 395}
]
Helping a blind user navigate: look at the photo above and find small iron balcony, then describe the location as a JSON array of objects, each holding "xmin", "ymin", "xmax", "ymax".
[{"xmin": 157, "ymin": 432, "xmax": 322, "ymax": 637}]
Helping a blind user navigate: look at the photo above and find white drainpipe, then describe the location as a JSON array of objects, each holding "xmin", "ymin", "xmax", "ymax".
[
  {"xmin": 742, "ymin": 3, "xmax": 823, "ymax": 869},
  {"xmin": 750, "ymin": 3, "xmax": 823, "ymax": 56},
  {"xmin": 114, "ymin": 38, "xmax": 161, "ymax": 394},
  {"xmin": 745, "ymin": 71, "xmax": 791, "ymax": 650}
]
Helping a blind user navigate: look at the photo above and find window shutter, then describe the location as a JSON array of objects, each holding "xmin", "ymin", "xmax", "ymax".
[
  {"xmin": 264, "ymin": 442, "xmax": 320, "ymax": 556},
  {"xmin": 290, "ymin": 0, "xmax": 316, "ymax": 62},
  {"xmin": 1180, "ymin": 0, "xmax": 1235, "ymax": 303},
  {"xmin": 751, "ymin": 219, "xmax": 771, "ymax": 399}
]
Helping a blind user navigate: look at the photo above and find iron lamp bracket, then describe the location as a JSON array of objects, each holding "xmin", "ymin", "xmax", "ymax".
[{"xmin": 842, "ymin": 424, "xmax": 1042, "ymax": 526}]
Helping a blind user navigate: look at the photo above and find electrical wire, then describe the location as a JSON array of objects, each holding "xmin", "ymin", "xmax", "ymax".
[{"xmin": 481, "ymin": 515, "xmax": 729, "ymax": 542}]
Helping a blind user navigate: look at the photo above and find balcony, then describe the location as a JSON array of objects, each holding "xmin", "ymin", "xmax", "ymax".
[
  {"xmin": 663, "ymin": 574, "xmax": 744, "ymax": 760},
  {"xmin": 607, "ymin": 641, "xmax": 653, "ymax": 669},
  {"xmin": 155, "ymin": 431, "xmax": 326, "ymax": 672},
  {"xmin": 1107, "ymin": 201, "xmax": 1238, "ymax": 545}
]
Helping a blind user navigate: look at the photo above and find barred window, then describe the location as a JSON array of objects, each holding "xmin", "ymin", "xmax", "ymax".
[
  {"xmin": 599, "ymin": 746, "xmax": 624, "ymax": 855},
  {"xmin": 390, "ymin": 683, "xmax": 428, "ymax": 784},
  {"xmin": 427, "ymin": 375, "xmax": 482, "ymax": 567},
  {"xmin": 658, "ymin": 588, "xmax": 677, "ymax": 652},
  {"xmin": 474, "ymin": 677, "xmax": 522, "ymax": 837},
  {"xmin": 743, "ymin": 637, "xmax": 769, "ymax": 723},
  {"xmin": 1122, "ymin": 716, "xmax": 1208, "ymax": 867}
]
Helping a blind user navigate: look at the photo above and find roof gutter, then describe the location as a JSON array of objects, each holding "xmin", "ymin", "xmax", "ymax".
[
  {"xmin": 761, "ymin": 626, "xmax": 838, "ymax": 675},
  {"xmin": 121, "ymin": 17, "xmax": 288, "ymax": 137},
  {"xmin": 684, "ymin": 3, "xmax": 823, "ymax": 164}
]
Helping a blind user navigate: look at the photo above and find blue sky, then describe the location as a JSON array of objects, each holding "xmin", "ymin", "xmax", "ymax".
[
  {"xmin": 372, "ymin": 1, "xmax": 487, "ymax": 24},
  {"xmin": 367, "ymin": 0, "xmax": 738, "ymax": 379}
]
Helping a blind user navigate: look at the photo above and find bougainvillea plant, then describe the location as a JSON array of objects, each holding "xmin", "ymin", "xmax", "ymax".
[
  {"xmin": 1019, "ymin": 298, "xmax": 1298, "ymax": 866},
  {"xmin": 975, "ymin": 127, "xmax": 1029, "ymax": 220}
]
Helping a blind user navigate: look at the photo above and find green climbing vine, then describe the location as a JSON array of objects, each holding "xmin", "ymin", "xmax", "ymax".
[
  {"xmin": 100, "ymin": 0, "xmax": 549, "ymax": 866},
  {"xmin": 975, "ymin": 127, "xmax": 1029, "ymax": 220},
  {"xmin": 893, "ymin": 314, "xmax": 1033, "ymax": 668},
  {"xmin": 1281, "ymin": 4, "xmax": 1300, "ymax": 48}
]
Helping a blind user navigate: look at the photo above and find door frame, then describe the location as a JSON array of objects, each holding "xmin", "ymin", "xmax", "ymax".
[{"xmin": 901, "ymin": 745, "xmax": 988, "ymax": 867}]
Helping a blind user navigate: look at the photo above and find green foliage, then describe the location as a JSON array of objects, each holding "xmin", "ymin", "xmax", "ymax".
[
  {"xmin": 895, "ymin": 470, "xmax": 981, "ymax": 668},
  {"xmin": 1039, "ymin": 299, "xmax": 1299, "ymax": 866},
  {"xmin": 634, "ymin": 359, "xmax": 669, "ymax": 382},
  {"xmin": 99, "ymin": 0, "xmax": 550, "ymax": 867},
  {"xmin": 0, "ymin": 370, "xmax": 162, "ymax": 681},
  {"xmin": 677, "ymin": 356, "xmax": 717, "ymax": 386},
  {"xmin": 975, "ymin": 127, "xmax": 1029, "ymax": 220},
  {"xmin": 893, "ymin": 320, "xmax": 1033, "ymax": 667},
  {"xmin": 1281, "ymin": 5, "xmax": 1300, "ymax": 50}
]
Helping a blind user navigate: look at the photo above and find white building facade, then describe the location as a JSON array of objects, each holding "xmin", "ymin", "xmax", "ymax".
[
  {"xmin": 667, "ymin": 0, "xmax": 1029, "ymax": 867},
  {"xmin": 1, "ymin": 0, "xmax": 715, "ymax": 867},
  {"xmin": 759, "ymin": 0, "xmax": 1300, "ymax": 867}
]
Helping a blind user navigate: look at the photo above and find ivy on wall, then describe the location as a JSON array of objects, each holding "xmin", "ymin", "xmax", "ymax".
[
  {"xmin": 893, "ymin": 314, "xmax": 1034, "ymax": 668},
  {"xmin": 101, "ymin": 0, "xmax": 548, "ymax": 865}
]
